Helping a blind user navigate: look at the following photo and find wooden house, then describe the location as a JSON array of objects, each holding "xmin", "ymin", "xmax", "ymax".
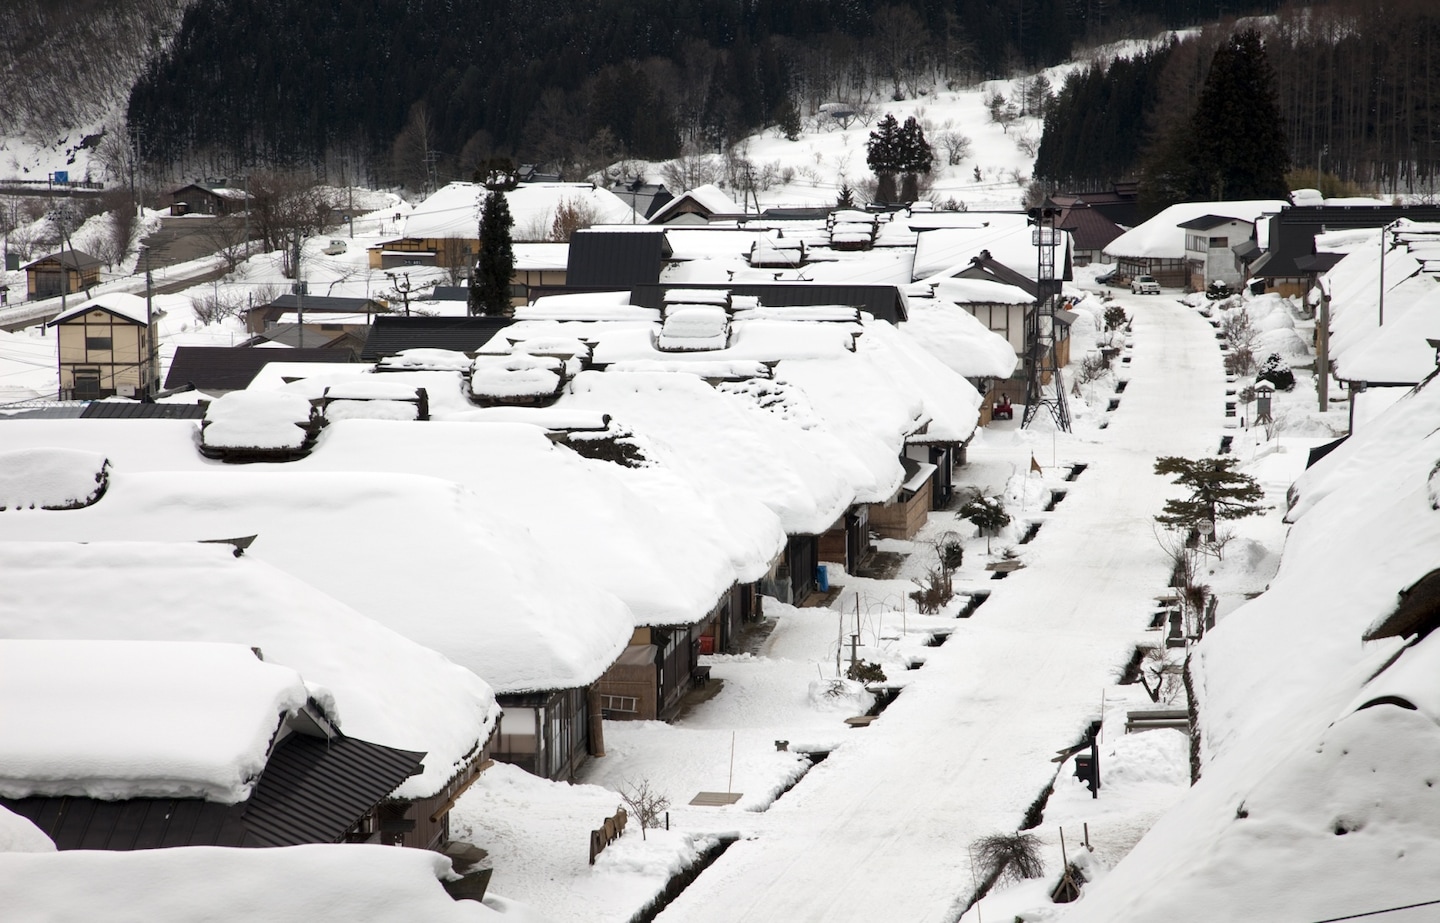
[
  {"xmin": 24, "ymin": 250, "xmax": 101, "ymax": 300},
  {"xmin": 492, "ymin": 685, "xmax": 601, "ymax": 781},
  {"xmin": 167, "ymin": 183, "xmax": 252, "ymax": 216},
  {"xmin": 245, "ymin": 294, "xmax": 387, "ymax": 334},
  {"xmin": 46, "ymin": 294, "xmax": 155, "ymax": 399},
  {"xmin": 595, "ymin": 582, "xmax": 756, "ymax": 722},
  {"xmin": 1178, "ymin": 214, "xmax": 1255, "ymax": 290}
]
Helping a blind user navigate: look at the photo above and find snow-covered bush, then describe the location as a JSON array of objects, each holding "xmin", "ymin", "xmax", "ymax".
[{"xmin": 1257, "ymin": 353, "xmax": 1296, "ymax": 391}]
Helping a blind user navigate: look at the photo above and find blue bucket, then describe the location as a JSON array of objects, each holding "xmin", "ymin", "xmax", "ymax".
[{"xmin": 816, "ymin": 564, "xmax": 829, "ymax": 593}]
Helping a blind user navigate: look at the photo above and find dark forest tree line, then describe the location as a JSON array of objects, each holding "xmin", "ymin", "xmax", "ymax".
[
  {"xmin": 126, "ymin": 0, "xmax": 1277, "ymax": 186},
  {"xmin": 1036, "ymin": 0, "xmax": 1440, "ymax": 213}
]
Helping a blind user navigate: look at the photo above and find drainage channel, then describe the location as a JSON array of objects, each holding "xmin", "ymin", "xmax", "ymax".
[
  {"xmin": 1065, "ymin": 463, "xmax": 1088, "ymax": 481},
  {"xmin": 1018, "ymin": 521, "xmax": 1042, "ymax": 544},
  {"xmin": 1219, "ymin": 435, "xmax": 1234, "ymax": 454},
  {"xmin": 1045, "ymin": 490, "xmax": 1068, "ymax": 511},
  {"xmin": 957, "ymin": 591, "xmax": 991, "ymax": 617},
  {"xmin": 1114, "ymin": 379, "xmax": 1129, "ymax": 393},
  {"xmin": 960, "ymin": 719, "xmax": 1103, "ymax": 915},
  {"xmin": 628, "ymin": 835, "xmax": 740, "ymax": 923}
]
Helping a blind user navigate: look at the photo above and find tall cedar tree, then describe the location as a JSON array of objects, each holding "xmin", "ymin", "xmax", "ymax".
[
  {"xmin": 897, "ymin": 116, "xmax": 933, "ymax": 202},
  {"xmin": 1153, "ymin": 456, "xmax": 1264, "ymax": 531},
  {"xmin": 1188, "ymin": 29, "xmax": 1290, "ymax": 201},
  {"xmin": 867, "ymin": 114, "xmax": 902, "ymax": 204},
  {"xmin": 471, "ymin": 190, "xmax": 515, "ymax": 317}
]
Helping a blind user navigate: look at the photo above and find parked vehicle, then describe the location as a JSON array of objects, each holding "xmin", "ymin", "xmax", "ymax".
[
  {"xmin": 1094, "ymin": 268, "xmax": 1118, "ymax": 285},
  {"xmin": 321, "ymin": 239, "xmax": 347, "ymax": 255},
  {"xmin": 1131, "ymin": 274, "xmax": 1160, "ymax": 295}
]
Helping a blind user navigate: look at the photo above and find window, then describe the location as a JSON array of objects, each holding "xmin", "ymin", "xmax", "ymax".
[
  {"xmin": 73, "ymin": 369, "xmax": 102, "ymax": 400},
  {"xmin": 1209, "ymin": 237, "xmax": 1229, "ymax": 248},
  {"xmin": 602, "ymin": 695, "xmax": 639, "ymax": 714},
  {"xmin": 496, "ymin": 707, "xmax": 537, "ymax": 754},
  {"xmin": 85, "ymin": 336, "xmax": 113, "ymax": 351}
]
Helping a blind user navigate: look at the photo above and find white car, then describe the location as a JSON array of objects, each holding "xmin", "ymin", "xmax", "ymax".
[
  {"xmin": 321, "ymin": 239, "xmax": 347, "ymax": 256},
  {"xmin": 1130, "ymin": 274, "xmax": 1160, "ymax": 295}
]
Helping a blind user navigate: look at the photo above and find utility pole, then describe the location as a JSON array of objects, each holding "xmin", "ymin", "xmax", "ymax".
[
  {"xmin": 293, "ymin": 233, "xmax": 305, "ymax": 348},
  {"xmin": 1316, "ymin": 278, "xmax": 1329, "ymax": 412},
  {"xmin": 243, "ymin": 175, "xmax": 251, "ymax": 258},
  {"xmin": 144, "ymin": 246, "xmax": 157, "ymax": 397}
]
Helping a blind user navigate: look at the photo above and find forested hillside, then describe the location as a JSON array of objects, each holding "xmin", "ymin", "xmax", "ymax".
[
  {"xmin": 124, "ymin": 0, "xmax": 1276, "ymax": 183},
  {"xmin": 0, "ymin": 0, "xmax": 192, "ymax": 145},
  {"xmin": 1036, "ymin": 0, "xmax": 1440, "ymax": 208}
]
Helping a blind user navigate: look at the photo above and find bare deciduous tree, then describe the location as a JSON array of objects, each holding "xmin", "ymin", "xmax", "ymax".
[
  {"xmin": 615, "ymin": 779, "xmax": 669, "ymax": 841},
  {"xmin": 549, "ymin": 197, "xmax": 599, "ymax": 242},
  {"xmin": 937, "ymin": 130, "xmax": 972, "ymax": 166}
]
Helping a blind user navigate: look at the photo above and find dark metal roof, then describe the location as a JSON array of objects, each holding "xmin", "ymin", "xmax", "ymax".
[
  {"xmin": 1054, "ymin": 204, "xmax": 1125, "ymax": 251},
  {"xmin": 360, "ymin": 315, "xmax": 514, "ymax": 360},
  {"xmin": 566, "ymin": 230, "xmax": 671, "ymax": 288},
  {"xmin": 0, "ymin": 733, "xmax": 424, "ymax": 851},
  {"xmin": 23, "ymin": 250, "xmax": 103, "ymax": 271},
  {"xmin": 263, "ymin": 294, "xmax": 383, "ymax": 313},
  {"xmin": 1294, "ymin": 253, "xmax": 1346, "ymax": 273},
  {"xmin": 1363, "ymin": 568, "xmax": 1440, "ymax": 643},
  {"xmin": 0, "ymin": 795, "xmax": 250, "ymax": 850},
  {"xmin": 429, "ymin": 286, "xmax": 471, "ymax": 301},
  {"xmin": 631, "ymin": 282, "xmax": 907, "ymax": 324},
  {"xmin": 242, "ymin": 733, "xmax": 424, "ymax": 847},
  {"xmin": 165, "ymin": 346, "xmax": 346, "ymax": 390},
  {"xmin": 80, "ymin": 401, "xmax": 207, "ymax": 419},
  {"xmin": 1177, "ymin": 214, "xmax": 1246, "ymax": 231},
  {"xmin": 1257, "ymin": 205, "xmax": 1440, "ymax": 280}
]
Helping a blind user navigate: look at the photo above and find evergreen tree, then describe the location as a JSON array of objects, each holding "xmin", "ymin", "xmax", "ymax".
[
  {"xmin": 836, "ymin": 183, "xmax": 856, "ymax": 208},
  {"xmin": 1153, "ymin": 456, "xmax": 1264, "ymax": 533},
  {"xmin": 775, "ymin": 97, "xmax": 803, "ymax": 142},
  {"xmin": 867, "ymin": 113, "xmax": 902, "ymax": 204},
  {"xmin": 1188, "ymin": 29, "xmax": 1290, "ymax": 201},
  {"xmin": 896, "ymin": 115, "xmax": 933, "ymax": 201},
  {"xmin": 471, "ymin": 190, "xmax": 515, "ymax": 317}
]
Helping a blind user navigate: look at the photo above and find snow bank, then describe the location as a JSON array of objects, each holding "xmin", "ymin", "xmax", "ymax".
[
  {"xmin": 0, "ymin": 844, "xmax": 507, "ymax": 922},
  {"xmin": 0, "ymin": 808, "xmax": 54, "ymax": 854}
]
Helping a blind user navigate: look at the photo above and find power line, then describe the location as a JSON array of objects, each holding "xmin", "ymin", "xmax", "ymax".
[{"xmin": 1312, "ymin": 898, "xmax": 1440, "ymax": 922}]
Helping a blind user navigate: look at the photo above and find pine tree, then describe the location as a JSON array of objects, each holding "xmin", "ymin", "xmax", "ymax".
[
  {"xmin": 836, "ymin": 183, "xmax": 856, "ymax": 208},
  {"xmin": 1188, "ymin": 29, "xmax": 1290, "ymax": 201},
  {"xmin": 471, "ymin": 190, "xmax": 514, "ymax": 317},
  {"xmin": 1153, "ymin": 456, "xmax": 1264, "ymax": 533}
]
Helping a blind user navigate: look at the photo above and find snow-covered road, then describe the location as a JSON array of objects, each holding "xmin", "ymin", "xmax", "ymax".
[{"xmin": 657, "ymin": 294, "xmax": 1225, "ymax": 923}]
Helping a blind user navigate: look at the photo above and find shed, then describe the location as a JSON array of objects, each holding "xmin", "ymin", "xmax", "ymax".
[{"xmin": 23, "ymin": 250, "xmax": 102, "ymax": 300}]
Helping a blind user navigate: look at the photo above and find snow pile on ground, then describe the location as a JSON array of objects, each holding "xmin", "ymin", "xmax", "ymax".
[
  {"xmin": 202, "ymin": 390, "xmax": 314, "ymax": 449},
  {"xmin": 0, "ymin": 808, "xmax": 54, "ymax": 854},
  {"xmin": 0, "ymin": 844, "xmax": 514, "ymax": 922},
  {"xmin": 0, "ymin": 639, "xmax": 309, "ymax": 803},
  {"xmin": 0, "ymin": 447, "xmax": 109, "ymax": 510}
]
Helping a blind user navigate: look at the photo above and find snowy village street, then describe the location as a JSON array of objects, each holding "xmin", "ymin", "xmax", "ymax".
[{"xmin": 639, "ymin": 291, "xmax": 1226, "ymax": 923}]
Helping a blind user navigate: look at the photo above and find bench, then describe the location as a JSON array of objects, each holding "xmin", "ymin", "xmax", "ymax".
[
  {"xmin": 1125, "ymin": 708, "xmax": 1189, "ymax": 733},
  {"xmin": 692, "ymin": 665, "xmax": 712, "ymax": 687}
]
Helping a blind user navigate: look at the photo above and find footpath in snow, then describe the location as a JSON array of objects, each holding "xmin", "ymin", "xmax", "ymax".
[{"xmin": 652, "ymin": 293, "xmax": 1226, "ymax": 923}]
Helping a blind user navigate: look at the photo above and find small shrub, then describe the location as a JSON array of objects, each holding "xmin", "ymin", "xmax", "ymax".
[
  {"xmin": 1206, "ymin": 281, "xmax": 1235, "ymax": 300},
  {"xmin": 1257, "ymin": 353, "xmax": 1295, "ymax": 391},
  {"xmin": 846, "ymin": 660, "xmax": 887, "ymax": 684},
  {"xmin": 940, "ymin": 540, "xmax": 964, "ymax": 571},
  {"xmin": 960, "ymin": 495, "xmax": 1011, "ymax": 534},
  {"xmin": 1103, "ymin": 305, "xmax": 1129, "ymax": 331},
  {"xmin": 972, "ymin": 832, "xmax": 1045, "ymax": 886}
]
